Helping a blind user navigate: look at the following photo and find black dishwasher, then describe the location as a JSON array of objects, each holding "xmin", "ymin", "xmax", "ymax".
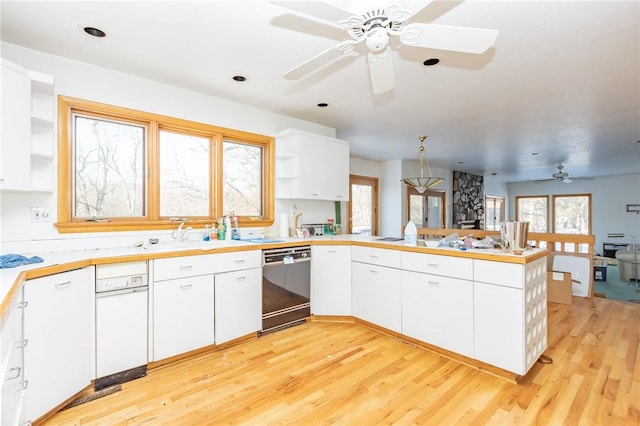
[{"xmin": 261, "ymin": 246, "xmax": 311, "ymax": 334}]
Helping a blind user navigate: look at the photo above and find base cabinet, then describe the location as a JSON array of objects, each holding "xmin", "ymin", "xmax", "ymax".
[
  {"xmin": 214, "ymin": 268, "xmax": 261, "ymax": 344},
  {"xmin": 311, "ymin": 246, "xmax": 352, "ymax": 316},
  {"xmin": 153, "ymin": 275, "xmax": 215, "ymax": 361},
  {"xmin": 1, "ymin": 288, "xmax": 26, "ymax": 426},
  {"xmin": 402, "ymin": 270, "xmax": 473, "ymax": 358},
  {"xmin": 23, "ymin": 267, "xmax": 93, "ymax": 422},
  {"xmin": 351, "ymin": 261, "xmax": 402, "ymax": 333}
]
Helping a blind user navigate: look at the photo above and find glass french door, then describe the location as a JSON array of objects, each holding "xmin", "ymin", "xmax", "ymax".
[
  {"xmin": 407, "ymin": 188, "xmax": 445, "ymax": 228},
  {"xmin": 348, "ymin": 175, "xmax": 379, "ymax": 236}
]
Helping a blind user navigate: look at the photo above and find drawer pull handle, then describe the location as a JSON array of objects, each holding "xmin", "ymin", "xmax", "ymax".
[
  {"xmin": 427, "ymin": 263, "xmax": 440, "ymax": 268},
  {"xmin": 16, "ymin": 339, "xmax": 28, "ymax": 349},
  {"xmin": 369, "ymin": 254, "xmax": 379, "ymax": 259},
  {"xmin": 55, "ymin": 281, "xmax": 72, "ymax": 288},
  {"xmin": 5, "ymin": 367, "xmax": 21, "ymax": 381},
  {"xmin": 236, "ymin": 276, "xmax": 247, "ymax": 281},
  {"xmin": 179, "ymin": 284, "xmax": 192, "ymax": 289},
  {"xmin": 16, "ymin": 301, "xmax": 28, "ymax": 309},
  {"xmin": 234, "ymin": 259, "xmax": 245, "ymax": 264},
  {"xmin": 427, "ymin": 281, "xmax": 440, "ymax": 286},
  {"xmin": 17, "ymin": 380, "xmax": 28, "ymax": 391},
  {"xmin": 179, "ymin": 265, "xmax": 193, "ymax": 271},
  {"xmin": 328, "ymin": 250, "xmax": 337, "ymax": 253},
  {"xmin": 369, "ymin": 269, "xmax": 379, "ymax": 274}
]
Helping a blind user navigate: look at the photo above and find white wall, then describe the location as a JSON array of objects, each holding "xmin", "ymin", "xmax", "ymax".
[
  {"xmin": 0, "ymin": 42, "xmax": 336, "ymax": 248},
  {"xmin": 380, "ymin": 160, "xmax": 403, "ymax": 237},
  {"xmin": 508, "ymin": 173, "xmax": 640, "ymax": 254}
]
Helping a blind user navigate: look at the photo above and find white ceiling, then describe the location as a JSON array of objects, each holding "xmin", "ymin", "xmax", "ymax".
[{"xmin": 1, "ymin": 0, "xmax": 639, "ymax": 183}]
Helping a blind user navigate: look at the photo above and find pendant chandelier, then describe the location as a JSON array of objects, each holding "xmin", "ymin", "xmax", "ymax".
[{"xmin": 402, "ymin": 135, "xmax": 443, "ymax": 193}]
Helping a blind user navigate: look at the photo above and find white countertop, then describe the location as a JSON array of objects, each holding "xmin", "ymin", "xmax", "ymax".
[{"xmin": 1, "ymin": 234, "xmax": 546, "ymax": 310}]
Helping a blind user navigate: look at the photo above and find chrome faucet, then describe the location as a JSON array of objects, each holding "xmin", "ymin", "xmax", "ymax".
[{"xmin": 172, "ymin": 222, "xmax": 192, "ymax": 241}]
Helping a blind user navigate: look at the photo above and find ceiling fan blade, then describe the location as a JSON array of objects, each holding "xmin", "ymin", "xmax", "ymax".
[
  {"xmin": 283, "ymin": 40, "xmax": 360, "ymax": 80},
  {"xmin": 368, "ymin": 48, "xmax": 394, "ymax": 94},
  {"xmin": 399, "ymin": 23, "xmax": 498, "ymax": 54},
  {"xmin": 271, "ymin": 1, "xmax": 354, "ymax": 26},
  {"xmin": 394, "ymin": 0, "xmax": 434, "ymax": 22}
]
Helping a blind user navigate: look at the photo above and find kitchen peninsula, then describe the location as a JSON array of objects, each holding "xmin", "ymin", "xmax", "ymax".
[{"xmin": 0, "ymin": 235, "xmax": 548, "ymax": 424}]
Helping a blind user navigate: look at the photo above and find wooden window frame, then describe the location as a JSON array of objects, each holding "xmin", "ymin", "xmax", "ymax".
[
  {"xmin": 552, "ymin": 193, "xmax": 592, "ymax": 235},
  {"xmin": 56, "ymin": 96, "xmax": 274, "ymax": 233},
  {"xmin": 348, "ymin": 174, "xmax": 379, "ymax": 235},
  {"xmin": 515, "ymin": 195, "xmax": 549, "ymax": 232}
]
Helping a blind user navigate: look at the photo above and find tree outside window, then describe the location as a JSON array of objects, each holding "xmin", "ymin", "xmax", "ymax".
[{"xmin": 516, "ymin": 196, "xmax": 548, "ymax": 232}]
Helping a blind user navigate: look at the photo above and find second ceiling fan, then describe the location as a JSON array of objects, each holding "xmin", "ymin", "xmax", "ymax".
[{"xmin": 272, "ymin": 1, "xmax": 499, "ymax": 94}]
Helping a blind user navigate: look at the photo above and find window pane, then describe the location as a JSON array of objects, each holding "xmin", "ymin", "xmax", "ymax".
[
  {"xmin": 223, "ymin": 140, "xmax": 262, "ymax": 216},
  {"xmin": 352, "ymin": 184, "xmax": 373, "ymax": 235},
  {"xmin": 409, "ymin": 194, "xmax": 424, "ymax": 227},
  {"xmin": 554, "ymin": 195, "xmax": 590, "ymax": 234},
  {"xmin": 517, "ymin": 197, "xmax": 547, "ymax": 232},
  {"xmin": 159, "ymin": 130, "xmax": 210, "ymax": 217},
  {"xmin": 73, "ymin": 115, "xmax": 145, "ymax": 218}
]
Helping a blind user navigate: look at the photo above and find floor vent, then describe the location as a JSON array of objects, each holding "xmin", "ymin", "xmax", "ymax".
[{"xmin": 61, "ymin": 384, "xmax": 121, "ymax": 410}]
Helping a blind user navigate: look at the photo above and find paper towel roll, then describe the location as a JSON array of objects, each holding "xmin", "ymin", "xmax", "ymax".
[{"xmin": 279, "ymin": 213, "xmax": 289, "ymax": 238}]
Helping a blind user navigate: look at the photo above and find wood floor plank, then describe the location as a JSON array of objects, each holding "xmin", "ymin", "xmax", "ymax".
[{"xmin": 43, "ymin": 297, "xmax": 640, "ymax": 425}]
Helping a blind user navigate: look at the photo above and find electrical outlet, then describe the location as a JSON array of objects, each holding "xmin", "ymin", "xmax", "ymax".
[{"xmin": 31, "ymin": 207, "xmax": 51, "ymax": 223}]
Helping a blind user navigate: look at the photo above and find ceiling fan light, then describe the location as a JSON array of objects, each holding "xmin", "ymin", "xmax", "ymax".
[{"xmin": 366, "ymin": 27, "xmax": 389, "ymax": 52}]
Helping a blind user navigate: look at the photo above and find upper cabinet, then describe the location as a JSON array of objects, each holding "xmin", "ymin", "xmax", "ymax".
[
  {"xmin": 0, "ymin": 58, "xmax": 55, "ymax": 193},
  {"xmin": 275, "ymin": 128, "xmax": 349, "ymax": 201}
]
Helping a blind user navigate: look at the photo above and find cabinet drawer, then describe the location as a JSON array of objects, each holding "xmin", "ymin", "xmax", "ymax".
[
  {"xmin": 213, "ymin": 250, "xmax": 261, "ymax": 273},
  {"xmin": 352, "ymin": 246, "xmax": 401, "ymax": 269},
  {"xmin": 153, "ymin": 254, "xmax": 217, "ymax": 281},
  {"xmin": 474, "ymin": 260, "xmax": 523, "ymax": 289},
  {"xmin": 402, "ymin": 252, "xmax": 473, "ymax": 280}
]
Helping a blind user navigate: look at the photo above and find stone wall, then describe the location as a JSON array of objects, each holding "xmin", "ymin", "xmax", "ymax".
[{"xmin": 452, "ymin": 171, "xmax": 484, "ymax": 228}]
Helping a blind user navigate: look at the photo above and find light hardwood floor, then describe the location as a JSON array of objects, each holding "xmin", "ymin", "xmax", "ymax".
[{"xmin": 45, "ymin": 297, "xmax": 639, "ymax": 425}]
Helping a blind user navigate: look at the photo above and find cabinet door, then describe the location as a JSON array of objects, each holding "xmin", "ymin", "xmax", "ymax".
[
  {"xmin": 324, "ymin": 140, "xmax": 349, "ymax": 201},
  {"xmin": 351, "ymin": 262, "xmax": 401, "ymax": 332},
  {"xmin": 0, "ymin": 61, "xmax": 31, "ymax": 191},
  {"xmin": 24, "ymin": 268, "xmax": 93, "ymax": 422},
  {"xmin": 474, "ymin": 281, "xmax": 524, "ymax": 374},
  {"xmin": 311, "ymin": 246, "xmax": 352, "ymax": 315},
  {"xmin": 215, "ymin": 268, "xmax": 261, "ymax": 344},
  {"xmin": 297, "ymin": 136, "xmax": 326, "ymax": 199},
  {"xmin": 402, "ymin": 270, "xmax": 473, "ymax": 357},
  {"xmin": 153, "ymin": 275, "xmax": 215, "ymax": 361}
]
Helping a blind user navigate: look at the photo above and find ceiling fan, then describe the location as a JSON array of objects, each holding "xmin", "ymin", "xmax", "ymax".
[
  {"xmin": 271, "ymin": 1, "xmax": 499, "ymax": 94},
  {"xmin": 534, "ymin": 164, "xmax": 593, "ymax": 184}
]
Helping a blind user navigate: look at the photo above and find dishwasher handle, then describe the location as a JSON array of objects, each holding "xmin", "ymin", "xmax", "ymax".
[{"xmin": 96, "ymin": 287, "xmax": 148, "ymax": 298}]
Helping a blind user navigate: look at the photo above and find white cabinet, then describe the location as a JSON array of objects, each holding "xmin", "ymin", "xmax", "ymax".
[
  {"xmin": 0, "ymin": 59, "xmax": 54, "ymax": 193},
  {"xmin": 23, "ymin": 267, "xmax": 93, "ymax": 422},
  {"xmin": 352, "ymin": 247, "xmax": 402, "ymax": 333},
  {"xmin": 275, "ymin": 128, "xmax": 349, "ymax": 201},
  {"xmin": 1, "ymin": 288, "xmax": 26, "ymax": 426},
  {"xmin": 402, "ymin": 270, "xmax": 473, "ymax": 357},
  {"xmin": 0, "ymin": 59, "xmax": 31, "ymax": 191},
  {"xmin": 214, "ymin": 267, "xmax": 261, "ymax": 344},
  {"xmin": 152, "ymin": 250, "xmax": 261, "ymax": 358},
  {"xmin": 153, "ymin": 274, "xmax": 215, "ymax": 360},
  {"xmin": 311, "ymin": 245, "xmax": 352, "ymax": 316},
  {"xmin": 473, "ymin": 257, "xmax": 547, "ymax": 375}
]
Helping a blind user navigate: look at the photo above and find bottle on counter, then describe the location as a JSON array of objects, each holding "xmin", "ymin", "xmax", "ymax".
[
  {"xmin": 217, "ymin": 218, "xmax": 225, "ymax": 240},
  {"xmin": 231, "ymin": 215, "xmax": 240, "ymax": 240},
  {"xmin": 224, "ymin": 216, "xmax": 232, "ymax": 240},
  {"xmin": 210, "ymin": 223, "xmax": 218, "ymax": 240},
  {"xmin": 203, "ymin": 225, "xmax": 211, "ymax": 241}
]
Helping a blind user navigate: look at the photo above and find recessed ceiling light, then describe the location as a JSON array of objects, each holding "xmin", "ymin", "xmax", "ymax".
[
  {"xmin": 423, "ymin": 58, "xmax": 440, "ymax": 66},
  {"xmin": 83, "ymin": 27, "xmax": 106, "ymax": 38},
  {"xmin": 491, "ymin": 172, "xmax": 498, "ymax": 176},
  {"xmin": 232, "ymin": 75, "xmax": 247, "ymax": 82},
  {"xmin": 457, "ymin": 161, "xmax": 464, "ymax": 164},
  {"xmin": 531, "ymin": 152, "xmax": 539, "ymax": 156},
  {"xmin": 317, "ymin": 103, "xmax": 328, "ymax": 108}
]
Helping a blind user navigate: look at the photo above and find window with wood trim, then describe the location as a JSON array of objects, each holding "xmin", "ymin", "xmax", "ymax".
[
  {"xmin": 57, "ymin": 96, "xmax": 274, "ymax": 233},
  {"xmin": 552, "ymin": 194, "xmax": 591, "ymax": 235},
  {"xmin": 515, "ymin": 195, "xmax": 548, "ymax": 232}
]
